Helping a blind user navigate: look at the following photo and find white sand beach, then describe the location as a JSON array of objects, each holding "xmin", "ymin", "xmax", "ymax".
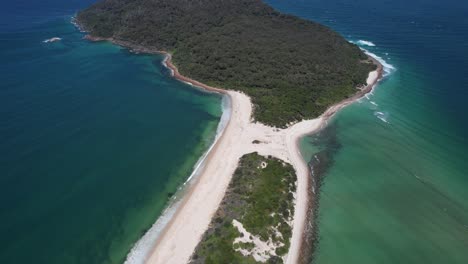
[{"xmin": 142, "ymin": 55, "xmax": 382, "ymax": 264}]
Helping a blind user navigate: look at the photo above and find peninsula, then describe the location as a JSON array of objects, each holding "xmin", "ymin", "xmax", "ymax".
[{"xmin": 77, "ymin": 0, "xmax": 382, "ymax": 263}]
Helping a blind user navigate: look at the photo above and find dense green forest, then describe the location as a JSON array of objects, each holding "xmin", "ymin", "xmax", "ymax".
[
  {"xmin": 78, "ymin": 0, "xmax": 375, "ymax": 127},
  {"xmin": 189, "ymin": 153, "xmax": 296, "ymax": 263}
]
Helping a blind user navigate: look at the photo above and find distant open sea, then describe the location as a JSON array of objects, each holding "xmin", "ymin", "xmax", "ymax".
[
  {"xmin": 266, "ymin": 0, "xmax": 468, "ymax": 263},
  {"xmin": 2, "ymin": 0, "xmax": 468, "ymax": 264}
]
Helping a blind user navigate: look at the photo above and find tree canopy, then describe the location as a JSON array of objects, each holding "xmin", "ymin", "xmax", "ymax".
[{"xmin": 78, "ymin": 0, "xmax": 375, "ymax": 127}]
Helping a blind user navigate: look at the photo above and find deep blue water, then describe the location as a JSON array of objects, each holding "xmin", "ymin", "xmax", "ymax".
[{"xmin": 0, "ymin": 1, "xmax": 222, "ymax": 263}]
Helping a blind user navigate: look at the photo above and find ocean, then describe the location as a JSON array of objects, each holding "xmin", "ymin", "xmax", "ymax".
[
  {"xmin": 0, "ymin": 1, "xmax": 222, "ymax": 263},
  {"xmin": 265, "ymin": 0, "xmax": 468, "ymax": 263},
  {"xmin": 2, "ymin": 0, "xmax": 468, "ymax": 264}
]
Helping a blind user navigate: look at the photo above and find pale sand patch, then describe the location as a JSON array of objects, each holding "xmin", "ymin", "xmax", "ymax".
[
  {"xmin": 367, "ymin": 70, "xmax": 378, "ymax": 85},
  {"xmin": 232, "ymin": 219, "xmax": 284, "ymax": 262}
]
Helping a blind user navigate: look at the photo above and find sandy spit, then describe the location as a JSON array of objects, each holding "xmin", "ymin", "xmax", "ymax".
[
  {"xmin": 146, "ymin": 54, "xmax": 382, "ymax": 264},
  {"xmin": 81, "ymin": 33, "xmax": 382, "ymax": 264}
]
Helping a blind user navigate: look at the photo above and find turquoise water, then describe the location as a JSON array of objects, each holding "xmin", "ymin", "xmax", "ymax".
[
  {"xmin": 267, "ymin": 0, "xmax": 468, "ymax": 263},
  {"xmin": 3, "ymin": 1, "xmax": 468, "ymax": 263},
  {"xmin": 0, "ymin": 2, "xmax": 222, "ymax": 263}
]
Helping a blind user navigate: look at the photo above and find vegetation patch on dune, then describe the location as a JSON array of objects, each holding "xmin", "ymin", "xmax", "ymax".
[{"xmin": 189, "ymin": 153, "xmax": 297, "ymax": 264}]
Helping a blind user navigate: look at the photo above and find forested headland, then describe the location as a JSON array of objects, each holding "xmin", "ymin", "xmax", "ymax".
[{"xmin": 78, "ymin": 0, "xmax": 375, "ymax": 127}]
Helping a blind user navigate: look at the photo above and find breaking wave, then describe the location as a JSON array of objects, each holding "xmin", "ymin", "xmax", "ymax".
[
  {"xmin": 364, "ymin": 49, "xmax": 396, "ymax": 77},
  {"xmin": 42, "ymin": 37, "xmax": 61, "ymax": 43},
  {"xmin": 357, "ymin": 40, "xmax": 376, "ymax": 47},
  {"xmin": 374, "ymin": 111, "xmax": 390, "ymax": 124}
]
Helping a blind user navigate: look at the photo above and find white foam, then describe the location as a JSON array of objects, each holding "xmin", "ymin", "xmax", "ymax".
[
  {"xmin": 377, "ymin": 116, "xmax": 389, "ymax": 123},
  {"xmin": 356, "ymin": 40, "xmax": 376, "ymax": 47},
  {"xmin": 124, "ymin": 199, "xmax": 182, "ymax": 264},
  {"xmin": 43, "ymin": 37, "xmax": 61, "ymax": 43},
  {"xmin": 162, "ymin": 55, "xmax": 175, "ymax": 76},
  {"xmin": 363, "ymin": 49, "xmax": 396, "ymax": 77},
  {"xmin": 71, "ymin": 15, "xmax": 87, "ymax": 33},
  {"xmin": 374, "ymin": 111, "xmax": 390, "ymax": 124},
  {"xmin": 349, "ymin": 39, "xmax": 395, "ymax": 76}
]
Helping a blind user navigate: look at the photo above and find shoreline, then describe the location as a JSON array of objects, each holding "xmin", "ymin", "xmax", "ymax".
[
  {"xmin": 152, "ymin": 52, "xmax": 382, "ymax": 264},
  {"xmin": 124, "ymin": 95, "xmax": 231, "ymax": 264},
  {"xmin": 81, "ymin": 31, "xmax": 382, "ymax": 264},
  {"xmin": 164, "ymin": 53, "xmax": 382, "ymax": 264},
  {"xmin": 295, "ymin": 56, "xmax": 383, "ymax": 263}
]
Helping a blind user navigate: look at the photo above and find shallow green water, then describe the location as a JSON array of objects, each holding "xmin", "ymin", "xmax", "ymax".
[
  {"xmin": 264, "ymin": 0, "xmax": 468, "ymax": 263},
  {"xmin": 300, "ymin": 70, "xmax": 468, "ymax": 263}
]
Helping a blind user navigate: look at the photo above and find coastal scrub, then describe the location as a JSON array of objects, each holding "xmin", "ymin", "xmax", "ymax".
[{"xmin": 189, "ymin": 153, "xmax": 297, "ymax": 263}]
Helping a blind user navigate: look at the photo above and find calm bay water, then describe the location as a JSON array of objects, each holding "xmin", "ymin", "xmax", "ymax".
[
  {"xmin": 266, "ymin": 0, "xmax": 468, "ymax": 263},
  {"xmin": 0, "ymin": 1, "xmax": 221, "ymax": 263}
]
